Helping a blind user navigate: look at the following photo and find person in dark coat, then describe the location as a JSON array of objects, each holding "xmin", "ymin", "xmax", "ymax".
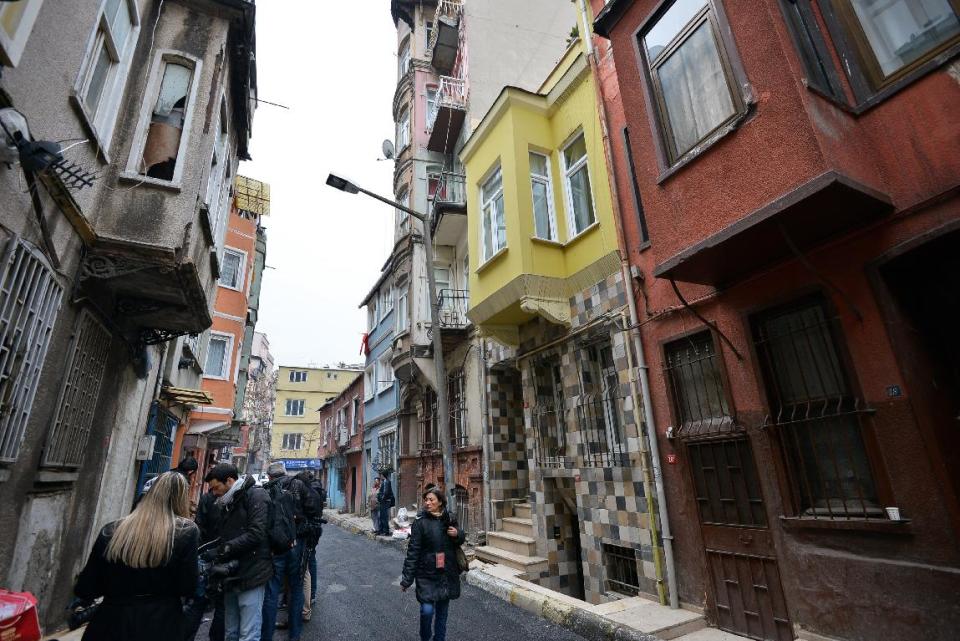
[
  {"xmin": 207, "ymin": 464, "xmax": 272, "ymax": 641},
  {"xmin": 75, "ymin": 471, "xmax": 199, "ymax": 641},
  {"xmin": 400, "ymin": 488, "xmax": 466, "ymax": 641},
  {"xmin": 375, "ymin": 469, "xmax": 396, "ymax": 536},
  {"xmin": 184, "ymin": 483, "xmax": 225, "ymax": 641}
]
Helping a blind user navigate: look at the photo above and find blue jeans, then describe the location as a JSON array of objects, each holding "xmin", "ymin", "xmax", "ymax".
[
  {"xmin": 223, "ymin": 584, "xmax": 264, "ymax": 641},
  {"xmin": 261, "ymin": 542, "xmax": 305, "ymax": 641},
  {"xmin": 419, "ymin": 600, "xmax": 450, "ymax": 641},
  {"xmin": 378, "ymin": 504, "xmax": 392, "ymax": 533}
]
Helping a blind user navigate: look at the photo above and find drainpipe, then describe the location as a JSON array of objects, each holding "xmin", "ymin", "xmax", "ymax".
[
  {"xmin": 578, "ymin": 0, "xmax": 679, "ymax": 609},
  {"xmin": 478, "ymin": 339, "xmax": 493, "ymax": 534}
]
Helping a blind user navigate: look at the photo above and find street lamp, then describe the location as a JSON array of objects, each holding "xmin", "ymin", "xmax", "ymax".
[{"xmin": 326, "ymin": 172, "xmax": 457, "ymax": 516}]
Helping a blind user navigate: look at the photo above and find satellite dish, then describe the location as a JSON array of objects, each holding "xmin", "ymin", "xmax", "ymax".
[{"xmin": 382, "ymin": 139, "xmax": 395, "ymax": 160}]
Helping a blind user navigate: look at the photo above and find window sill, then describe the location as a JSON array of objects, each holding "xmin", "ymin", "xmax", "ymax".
[
  {"xmin": 531, "ymin": 236, "xmax": 563, "ymax": 248},
  {"xmin": 779, "ymin": 515, "xmax": 912, "ymax": 535},
  {"xmin": 477, "ymin": 246, "xmax": 508, "ymax": 274},
  {"xmin": 564, "ymin": 221, "xmax": 600, "ymax": 247},
  {"xmin": 203, "ymin": 374, "xmax": 230, "ymax": 381},
  {"xmin": 118, "ymin": 171, "xmax": 182, "ymax": 192},
  {"xmin": 36, "ymin": 470, "xmax": 80, "ymax": 484},
  {"xmin": 67, "ymin": 93, "xmax": 112, "ymax": 165},
  {"xmin": 218, "ymin": 283, "xmax": 243, "ymax": 292},
  {"xmin": 656, "ymin": 107, "xmax": 754, "ymax": 185}
]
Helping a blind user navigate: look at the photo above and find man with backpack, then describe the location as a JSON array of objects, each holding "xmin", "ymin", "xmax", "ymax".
[
  {"xmin": 260, "ymin": 462, "xmax": 319, "ymax": 641},
  {"xmin": 294, "ymin": 471, "xmax": 323, "ymax": 623}
]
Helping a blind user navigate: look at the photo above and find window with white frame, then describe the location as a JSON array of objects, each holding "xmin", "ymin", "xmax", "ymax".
[
  {"xmin": 480, "ymin": 165, "xmax": 506, "ymax": 262},
  {"xmin": 203, "ymin": 333, "xmax": 232, "ymax": 379},
  {"xmin": 364, "ymin": 364, "xmax": 375, "ymax": 400},
  {"xmin": 381, "ymin": 286, "xmax": 394, "ymax": 319},
  {"xmin": 289, "ymin": 370, "xmax": 308, "ymax": 383},
  {"xmin": 352, "ymin": 397, "xmax": 361, "ymax": 435},
  {"xmin": 284, "ymin": 398, "xmax": 305, "ymax": 416},
  {"xmin": 42, "ymin": 310, "xmax": 112, "ymax": 469},
  {"xmin": 398, "ymin": 38, "xmax": 411, "ymax": 77},
  {"xmin": 76, "ymin": 0, "xmax": 140, "ymax": 147},
  {"xmin": 426, "ymin": 20, "xmax": 434, "ymax": 51},
  {"xmin": 0, "ymin": 0, "xmax": 44, "ymax": 67},
  {"xmin": 396, "ymin": 286, "xmax": 409, "ymax": 333},
  {"xmin": 219, "ymin": 248, "xmax": 245, "ymax": 290},
  {"xmin": 562, "ymin": 133, "xmax": 596, "ymax": 236},
  {"xmin": 462, "ymin": 254, "xmax": 470, "ymax": 296},
  {"xmin": 378, "ymin": 352, "xmax": 394, "ymax": 394},
  {"xmin": 368, "ymin": 303, "xmax": 376, "ymax": 330},
  {"xmin": 396, "ymin": 108, "xmax": 410, "ymax": 151},
  {"xmin": 128, "ymin": 51, "xmax": 201, "ymax": 183},
  {"xmin": 426, "ymin": 85, "xmax": 438, "ymax": 130},
  {"xmin": 282, "ymin": 432, "xmax": 303, "ymax": 450},
  {"xmin": 397, "ymin": 190, "xmax": 411, "ymax": 235},
  {"xmin": 529, "ymin": 151, "xmax": 557, "ymax": 240},
  {"xmin": 206, "ymin": 98, "xmax": 232, "ymax": 251}
]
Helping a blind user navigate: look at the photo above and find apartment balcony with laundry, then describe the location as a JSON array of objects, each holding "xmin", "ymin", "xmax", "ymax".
[
  {"xmin": 428, "ymin": 0, "xmax": 463, "ymax": 74},
  {"xmin": 427, "ymin": 75, "xmax": 467, "ymax": 154}
]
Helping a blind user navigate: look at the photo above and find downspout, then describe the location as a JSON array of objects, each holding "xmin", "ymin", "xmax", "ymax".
[
  {"xmin": 578, "ymin": 0, "xmax": 679, "ymax": 609},
  {"xmin": 478, "ymin": 338, "xmax": 493, "ymax": 534}
]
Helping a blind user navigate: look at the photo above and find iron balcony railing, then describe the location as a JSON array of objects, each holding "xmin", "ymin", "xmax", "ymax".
[
  {"xmin": 428, "ymin": 75, "xmax": 467, "ymax": 132},
  {"xmin": 427, "ymin": 0, "xmax": 465, "ymax": 53},
  {"xmin": 431, "ymin": 171, "xmax": 466, "ymax": 209},
  {"xmin": 437, "ymin": 289, "xmax": 469, "ymax": 329}
]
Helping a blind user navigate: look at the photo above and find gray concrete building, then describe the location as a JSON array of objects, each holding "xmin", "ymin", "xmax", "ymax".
[{"xmin": 0, "ymin": 0, "xmax": 255, "ymax": 630}]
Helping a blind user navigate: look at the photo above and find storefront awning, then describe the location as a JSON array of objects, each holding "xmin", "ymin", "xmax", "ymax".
[
  {"xmin": 654, "ymin": 171, "xmax": 893, "ymax": 287},
  {"xmin": 161, "ymin": 386, "xmax": 213, "ymax": 406},
  {"xmin": 187, "ymin": 419, "xmax": 230, "ymax": 435}
]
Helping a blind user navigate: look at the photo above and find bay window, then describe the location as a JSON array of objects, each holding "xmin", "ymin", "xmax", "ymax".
[
  {"xmin": 562, "ymin": 134, "xmax": 596, "ymax": 236},
  {"xmin": 480, "ymin": 165, "xmax": 505, "ymax": 262},
  {"xmin": 529, "ymin": 151, "xmax": 557, "ymax": 241}
]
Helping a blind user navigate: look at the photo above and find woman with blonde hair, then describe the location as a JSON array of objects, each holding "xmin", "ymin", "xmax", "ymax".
[{"xmin": 74, "ymin": 471, "xmax": 200, "ymax": 641}]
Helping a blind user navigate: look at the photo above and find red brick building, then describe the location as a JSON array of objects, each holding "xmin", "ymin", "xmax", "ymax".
[{"xmin": 594, "ymin": 1, "xmax": 960, "ymax": 640}]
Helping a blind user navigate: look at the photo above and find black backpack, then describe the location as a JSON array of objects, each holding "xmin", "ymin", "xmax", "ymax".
[{"xmin": 266, "ymin": 480, "xmax": 298, "ymax": 554}]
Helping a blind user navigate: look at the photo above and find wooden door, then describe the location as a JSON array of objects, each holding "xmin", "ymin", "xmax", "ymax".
[{"xmin": 688, "ymin": 437, "xmax": 792, "ymax": 641}]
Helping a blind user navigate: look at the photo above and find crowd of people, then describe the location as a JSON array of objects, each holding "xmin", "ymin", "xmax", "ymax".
[{"xmin": 72, "ymin": 464, "xmax": 466, "ymax": 641}]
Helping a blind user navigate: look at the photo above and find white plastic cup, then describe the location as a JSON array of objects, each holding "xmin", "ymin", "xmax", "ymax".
[{"xmin": 885, "ymin": 506, "xmax": 901, "ymax": 521}]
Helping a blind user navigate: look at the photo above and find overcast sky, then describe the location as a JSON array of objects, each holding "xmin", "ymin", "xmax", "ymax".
[{"xmin": 239, "ymin": 2, "xmax": 399, "ymax": 368}]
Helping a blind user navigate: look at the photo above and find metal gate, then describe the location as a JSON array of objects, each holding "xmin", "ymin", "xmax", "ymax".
[
  {"xmin": 688, "ymin": 437, "xmax": 792, "ymax": 641},
  {"xmin": 136, "ymin": 401, "xmax": 179, "ymax": 495}
]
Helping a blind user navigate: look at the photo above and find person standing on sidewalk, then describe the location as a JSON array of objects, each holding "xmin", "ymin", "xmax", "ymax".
[
  {"xmin": 74, "ymin": 471, "xmax": 199, "ymax": 641},
  {"xmin": 294, "ymin": 470, "xmax": 323, "ymax": 624},
  {"xmin": 400, "ymin": 488, "xmax": 466, "ymax": 641},
  {"xmin": 207, "ymin": 465, "xmax": 273, "ymax": 641},
  {"xmin": 375, "ymin": 470, "xmax": 395, "ymax": 536},
  {"xmin": 368, "ymin": 477, "xmax": 381, "ymax": 532},
  {"xmin": 260, "ymin": 462, "xmax": 318, "ymax": 641}
]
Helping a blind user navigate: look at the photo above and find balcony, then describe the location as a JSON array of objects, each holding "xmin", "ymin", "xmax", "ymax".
[
  {"xmin": 427, "ymin": 76, "xmax": 467, "ymax": 154},
  {"xmin": 429, "ymin": 0, "xmax": 463, "ymax": 74},
  {"xmin": 431, "ymin": 171, "xmax": 466, "ymax": 245}
]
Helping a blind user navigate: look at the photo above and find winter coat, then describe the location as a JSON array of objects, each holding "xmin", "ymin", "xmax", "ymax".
[
  {"xmin": 195, "ymin": 490, "xmax": 222, "ymax": 545},
  {"xmin": 377, "ymin": 477, "xmax": 395, "ymax": 508},
  {"xmin": 264, "ymin": 474, "xmax": 320, "ymax": 539},
  {"xmin": 75, "ymin": 517, "xmax": 199, "ymax": 641},
  {"xmin": 217, "ymin": 475, "xmax": 273, "ymax": 592},
  {"xmin": 400, "ymin": 509, "xmax": 466, "ymax": 603},
  {"xmin": 367, "ymin": 486, "xmax": 380, "ymax": 511}
]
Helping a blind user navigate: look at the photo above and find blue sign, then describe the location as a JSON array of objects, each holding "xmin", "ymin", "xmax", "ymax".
[{"xmin": 280, "ymin": 458, "xmax": 323, "ymax": 470}]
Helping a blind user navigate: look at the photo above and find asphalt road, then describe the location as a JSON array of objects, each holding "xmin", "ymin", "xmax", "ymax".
[{"xmin": 216, "ymin": 524, "xmax": 587, "ymax": 641}]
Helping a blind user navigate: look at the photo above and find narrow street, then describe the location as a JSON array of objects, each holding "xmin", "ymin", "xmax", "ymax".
[{"xmin": 200, "ymin": 525, "xmax": 585, "ymax": 641}]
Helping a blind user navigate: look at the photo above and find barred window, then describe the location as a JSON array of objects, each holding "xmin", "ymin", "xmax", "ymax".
[
  {"xmin": 752, "ymin": 295, "xmax": 880, "ymax": 518},
  {"xmin": 575, "ymin": 342, "xmax": 627, "ymax": 467},
  {"xmin": 0, "ymin": 237, "xmax": 64, "ymax": 464},
  {"xmin": 603, "ymin": 543, "xmax": 641, "ymax": 596},
  {"xmin": 419, "ymin": 389, "xmax": 439, "ymax": 452},
  {"xmin": 664, "ymin": 330, "xmax": 734, "ymax": 437},
  {"xmin": 449, "ymin": 368, "xmax": 467, "ymax": 447},
  {"xmin": 42, "ymin": 310, "xmax": 111, "ymax": 468},
  {"xmin": 533, "ymin": 358, "xmax": 567, "ymax": 465}
]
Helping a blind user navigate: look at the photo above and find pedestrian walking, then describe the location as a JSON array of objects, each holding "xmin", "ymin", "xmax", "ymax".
[
  {"xmin": 375, "ymin": 470, "xmax": 395, "ymax": 536},
  {"xmin": 74, "ymin": 471, "xmax": 200, "ymax": 641},
  {"xmin": 294, "ymin": 470, "xmax": 323, "ymax": 624},
  {"xmin": 400, "ymin": 488, "xmax": 467, "ymax": 641},
  {"xmin": 260, "ymin": 462, "xmax": 319, "ymax": 641},
  {"xmin": 368, "ymin": 478, "xmax": 381, "ymax": 532},
  {"xmin": 207, "ymin": 464, "xmax": 273, "ymax": 641}
]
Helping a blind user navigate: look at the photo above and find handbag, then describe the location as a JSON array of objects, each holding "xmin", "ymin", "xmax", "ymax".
[
  {"xmin": 0, "ymin": 589, "xmax": 41, "ymax": 641},
  {"xmin": 455, "ymin": 547, "xmax": 469, "ymax": 574}
]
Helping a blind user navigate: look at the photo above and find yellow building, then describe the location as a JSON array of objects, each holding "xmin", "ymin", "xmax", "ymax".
[
  {"xmin": 271, "ymin": 365, "xmax": 362, "ymax": 464},
  {"xmin": 463, "ymin": 44, "xmax": 621, "ymax": 346}
]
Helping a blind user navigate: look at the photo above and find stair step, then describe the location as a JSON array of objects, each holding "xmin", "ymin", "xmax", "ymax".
[
  {"xmin": 501, "ymin": 516, "xmax": 534, "ymax": 536},
  {"xmin": 487, "ymin": 530, "xmax": 537, "ymax": 556},
  {"xmin": 512, "ymin": 502, "xmax": 532, "ymax": 519},
  {"xmin": 474, "ymin": 545, "xmax": 548, "ymax": 578}
]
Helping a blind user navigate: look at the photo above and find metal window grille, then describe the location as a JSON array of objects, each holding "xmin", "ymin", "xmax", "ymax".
[
  {"xmin": 454, "ymin": 484, "xmax": 470, "ymax": 530},
  {"xmin": 136, "ymin": 401, "xmax": 178, "ymax": 494},
  {"xmin": 378, "ymin": 432, "xmax": 396, "ymax": 471},
  {"xmin": 574, "ymin": 343, "xmax": 627, "ymax": 467},
  {"xmin": 419, "ymin": 389, "xmax": 439, "ymax": 452},
  {"xmin": 0, "ymin": 237, "xmax": 64, "ymax": 464},
  {"xmin": 533, "ymin": 358, "xmax": 568, "ymax": 467},
  {"xmin": 603, "ymin": 543, "xmax": 641, "ymax": 596},
  {"xmin": 449, "ymin": 368, "xmax": 468, "ymax": 447},
  {"xmin": 664, "ymin": 331, "xmax": 736, "ymax": 438},
  {"xmin": 752, "ymin": 296, "xmax": 880, "ymax": 518},
  {"xmin": 42, "ymin": 309, "xmax": 111, "ymax": 468},
  {"xmin": 437, "ymin": 289, "xmax": 469, "ymax": 328}
]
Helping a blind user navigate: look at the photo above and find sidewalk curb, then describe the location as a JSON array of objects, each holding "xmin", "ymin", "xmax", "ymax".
[
  {"xmin": 465, "ymin": 569, "xmax": 660, "ymax": 641},
  {"xmin": 323, "ymin": 510, "xmax": 408, "ymax": 553}
]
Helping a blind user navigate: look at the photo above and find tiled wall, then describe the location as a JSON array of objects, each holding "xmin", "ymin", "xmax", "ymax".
[{"xmin": 485, "ymin": 365, "xmax": 528, "ymax": 526}]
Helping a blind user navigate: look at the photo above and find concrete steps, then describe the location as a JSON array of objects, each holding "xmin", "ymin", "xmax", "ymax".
[
  {"xmin": 501, "ymin": 516, "xmax": 533, "ymax": 536},
  {"xmin": 474, "ymin": 545, "xmax": 548, "ymax": 577},
  {"xmin": 487, "ymin": 530, "xmax": 537, "ymax": 556},
  {"xmin": 513, "ymin": 502, "xmax": 532, "ymax": 519}
]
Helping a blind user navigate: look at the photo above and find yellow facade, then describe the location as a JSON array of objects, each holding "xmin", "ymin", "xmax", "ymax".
[
  {"xmin": 462, "ymin": 45, "xmax": 621, "ymax": 345},
  {"xmin": 272, "ymin": 366, "xmax": 361, "ymax": 460}
]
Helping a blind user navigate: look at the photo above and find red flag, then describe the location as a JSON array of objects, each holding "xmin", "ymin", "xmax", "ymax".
[{"xmin": 360, "ymin": 332, "xmax": 370, "ymax": 356}]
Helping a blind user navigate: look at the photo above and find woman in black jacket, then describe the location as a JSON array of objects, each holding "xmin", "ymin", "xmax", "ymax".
[
  {"xmin": 74, "ymin": 471, "xmax": 199, "ymax": 641},
  {"xmin": 400, "ymin": 488, "xmax": 466, "ymax": 641}
]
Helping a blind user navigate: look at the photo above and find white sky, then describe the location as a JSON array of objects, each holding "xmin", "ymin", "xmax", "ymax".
[{"xmin": 240, "ymin": 2, "xmax": 399, "ymax": 368}]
